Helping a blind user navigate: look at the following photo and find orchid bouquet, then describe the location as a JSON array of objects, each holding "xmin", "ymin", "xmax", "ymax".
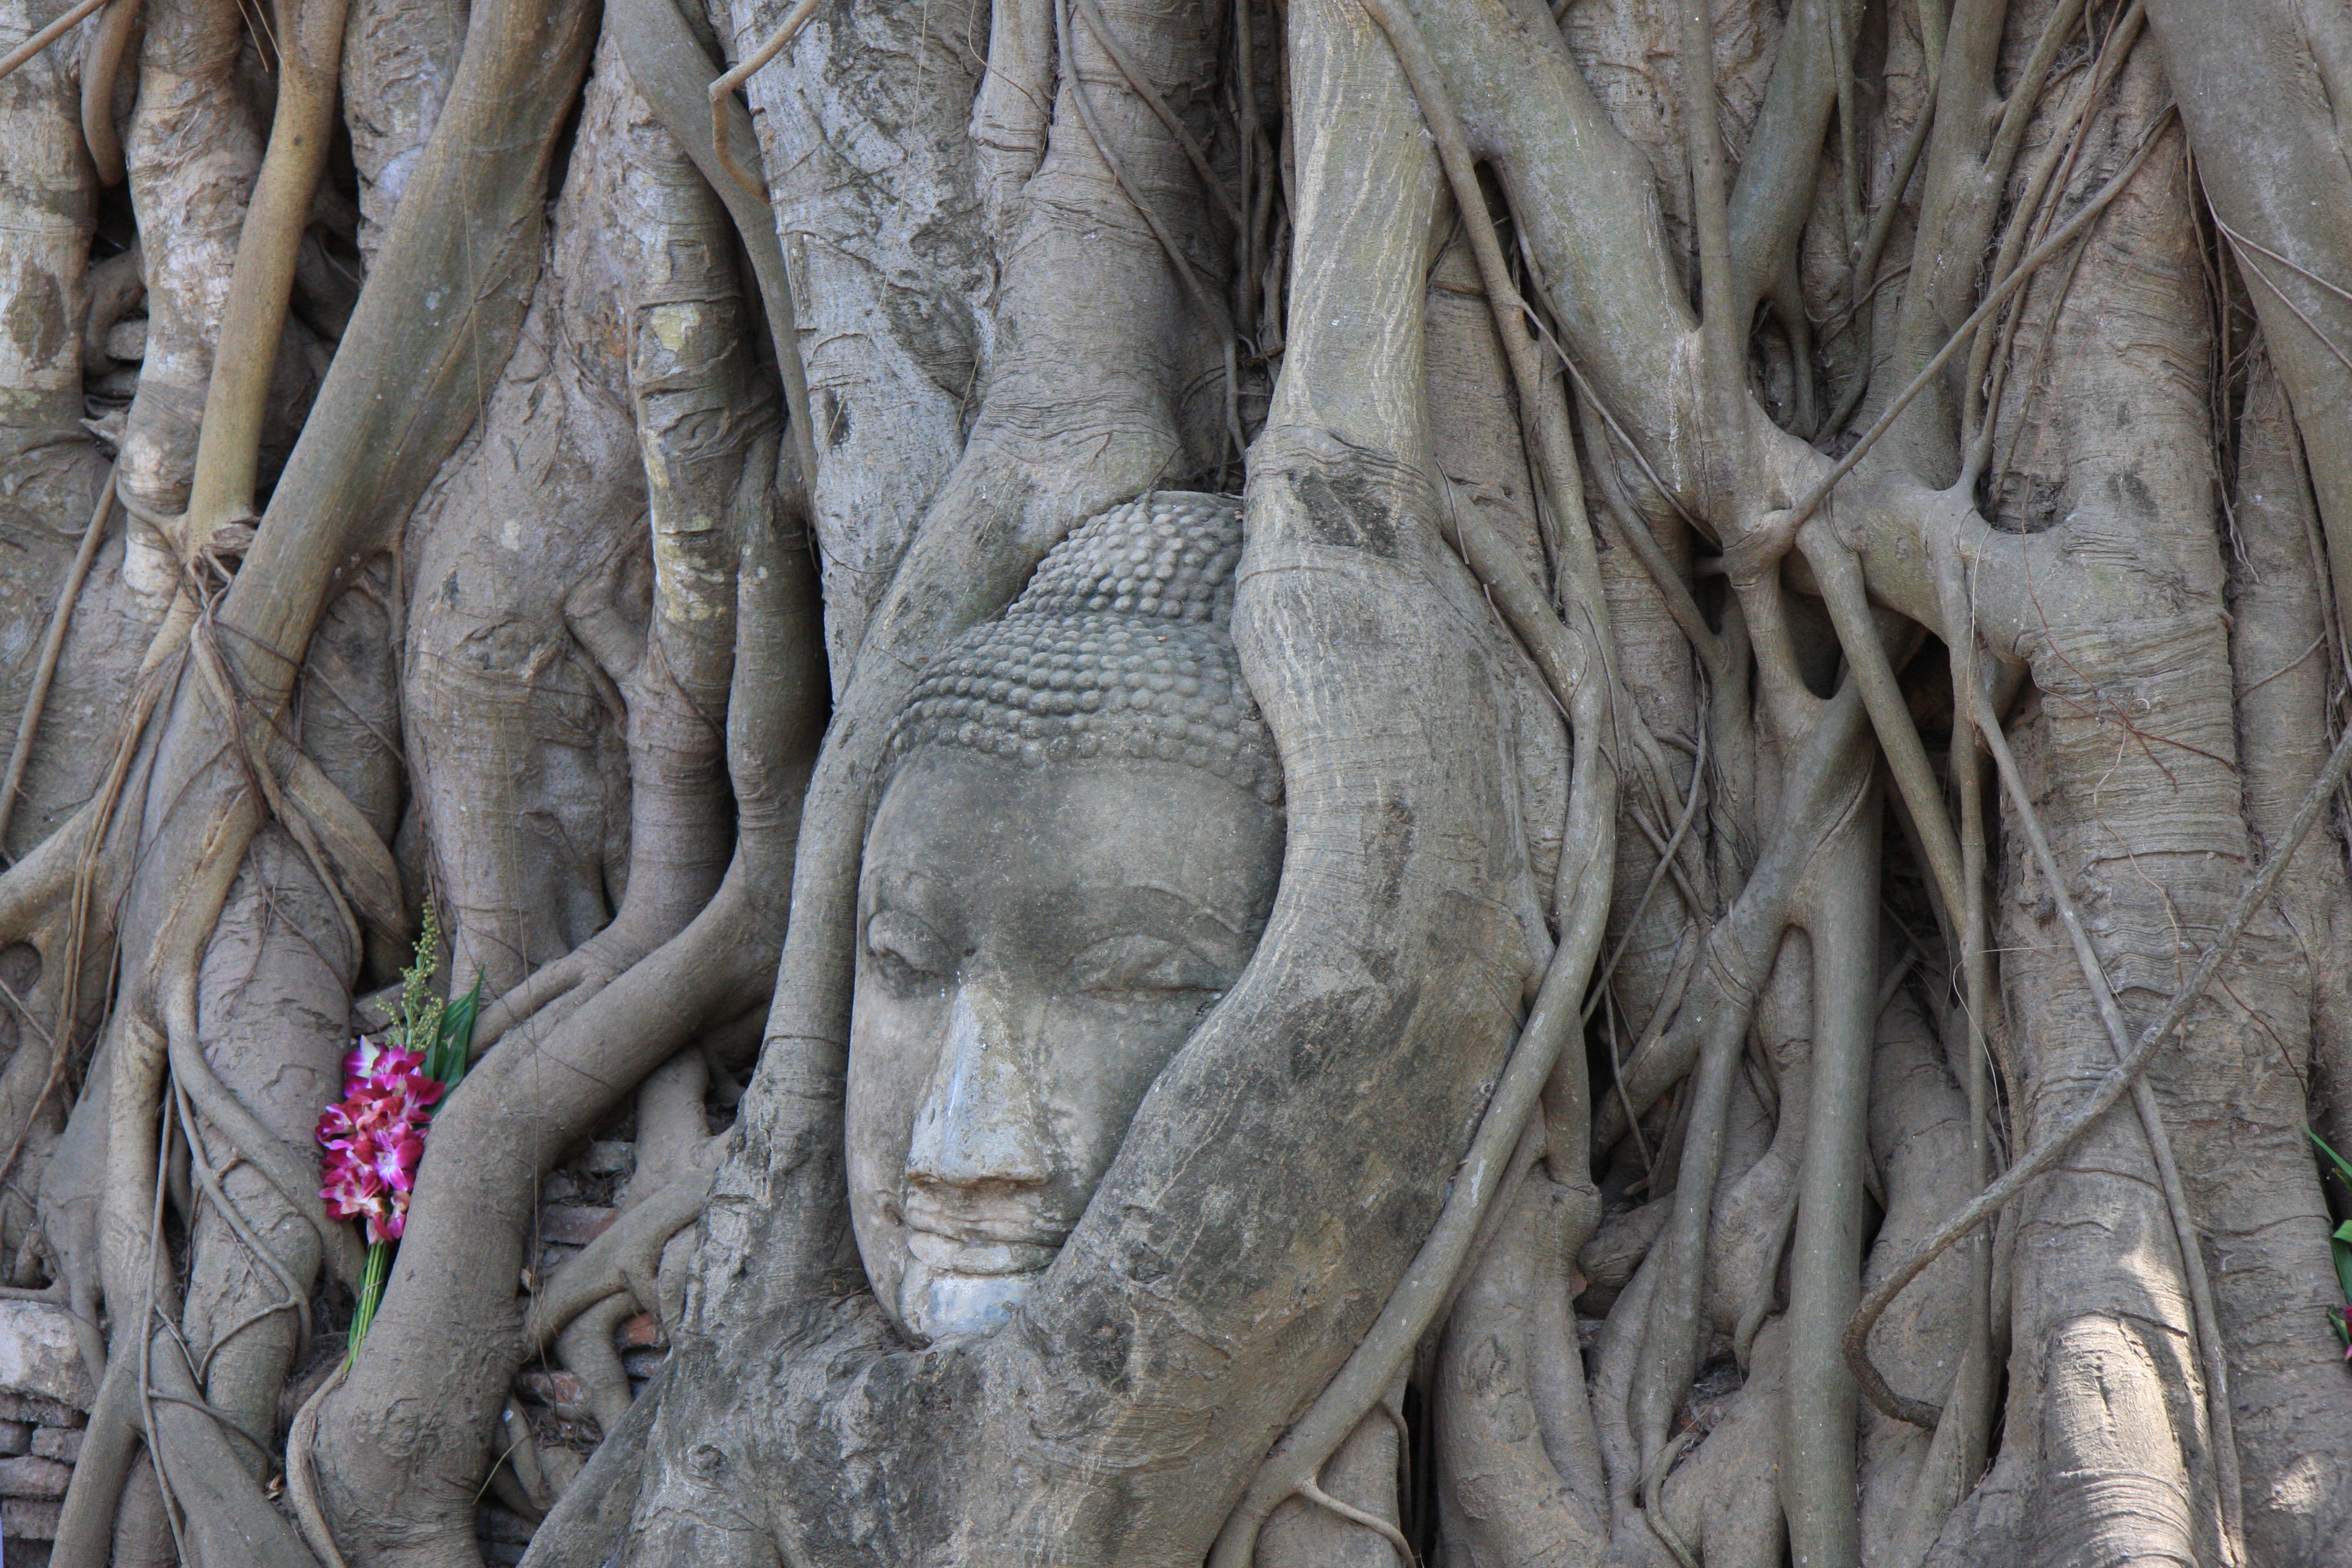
[
  {"xmin": 2310, "ymin": 1128, "xmax": 2352, "ymax": 1358},
  {"xmin": 320, "ymin": 901, "xmax": 483, "ymax": 1364}
]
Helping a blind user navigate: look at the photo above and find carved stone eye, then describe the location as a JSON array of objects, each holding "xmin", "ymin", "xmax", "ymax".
[
  {"xmin": 867, "ymin": 910, "xmax": 954, "ymax": 980},
  {"xmin": 1065, "ymin": 933, "xmax": 1222, "ymax": 998}
]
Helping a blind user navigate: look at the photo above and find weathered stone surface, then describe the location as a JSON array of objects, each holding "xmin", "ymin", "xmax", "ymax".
[
  {"xmin": 2, "ymin": 1498, "xmax": 60, "ymax": 1540},
  {"xmin": 0, "ymin": 1397, "xmax": 80, "ymax": 1429},
  {"xmin": 27, "ymin": 1428, "xmax": 77, "ymax": 1463},
  {"xmin": 0, "ymin": 1421, "xmax": 27, "ymax": 1456},
  {"xmin": 0, "ymin": 1456, "xmax": 68, "ymax": 1499},
  {"xmin": 580, "ymin": 1141, "xmax": 634, "ymax": 1175},
  {"xmin": 0, "ymin": 1305, "xmax": 91, "ymax": 1410}
]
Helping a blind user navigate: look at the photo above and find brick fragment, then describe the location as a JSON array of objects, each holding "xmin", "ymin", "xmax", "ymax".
[
  {"xmin": 0, "ymin": 1456, "xmax": 70, "ymax": 1499},
  {"xmin": 614, "ymin": 1312, "xmax": 665, "ymax": 1349},
  {"xmin": 3, "ymin": 1497, "xmax": 60, "ymax": 1540},
  {"xmin": 0, "ymin": 1394, "xmax": 83, "ymax": 1429}
]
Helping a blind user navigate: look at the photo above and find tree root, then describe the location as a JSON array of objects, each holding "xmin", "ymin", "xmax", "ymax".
[
  {"xmin": 524, "ymin": 1168, "xmax": 711, "ymax": 1352},
  {"xmin": 612, "ymin": 0, "xmax": 816, "ymax": 497},
  {"xmin": 1844, "ymin": 616, "xmax": 2352, "ymax": 1508},
  {"xmin": 0, "ymin": 470, "xmax": 114, "ymax": 851},
  {"xmin": 554, "ymin": 1293, "xmax": 638, "ymax": 1437},
  {"xmin": 284, "ymin": 1366, "xmax": 352, "ymax": 1568},
  {"xmin": 0, "ymin": 0, "xmax": 110, "ymax": 82},
  {"xmin": 75, "ymin": 0, "xmax": 139, "ymax": 185},
  {"xmin": 511, "ymin": 1365, "xmax": 662, "ymax": 1568},
  {"xmin": 1210, "ymin": 505, "xmax": 1620, "ymax": 1562},
  {"xmin": 1779, "ymin": 785, "xmax": 1881, "ymax": 1568}
]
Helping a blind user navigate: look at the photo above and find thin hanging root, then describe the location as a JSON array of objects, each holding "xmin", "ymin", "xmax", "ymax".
[
  {"xmin": 173, "ymin": 1079, "xmax": 311, "ymax": 1370},
  {"xmin": 1051, "ymin": 0, "xmax": 1247, "ymax": 457},
  {"xmin": 1641, "ymin": 1432, "xmax": 1700, "ymax": 1568},
  {"xmin": 1592, "ymin": 682, "xmax": 1873, "ymax": 1151},
  {"xmin": 1674, "ymin": 0, "xmax": 1745, "ymax": 435},
  {"xmin": 0, "ymin": 648, "xmax": 175, "ymax": 1203},
  {"xmin": 706, "ymin": 0, "xmax": 825, "ymax": 198},
  {"xmin": 1843, "ymin": 643, "xmax": 2352, "ymax": 1451},
  {"xmin": 1295, "ymin": 1474, "xmax": 1416, "ymax": 1559},
  {"xmin": 169, "ymin": 1001, "xmax": 362, "ymax": 1289},
  {"xmin": 1627, "ymin": 928, "xmax": 1769, "ymax": 1494},
  {"xmin": 472, "ymin": 952, "xmax": 601, "ymax": 1056},
  {"xmin": 1351, "ymin": 0, "xmax": 1700, "ymax": 959},
  {"xmin": 612, "ymin": 0, "xmax": 818, "ymax": 498},
  {"xmin": 1805, "ymin": 539, "xmax": 1965, "ymax": 929},
  {"xmin": 1584, "ymin": 717, "xmax": 1708, "ymax": 1018},
  {"xmin": 1071, "ymin": 0, "xmax": 1245, "ymax": 232},
  {"xmin": 1960, "ymin": 5, "xmax": 2146, "ymax": 477},
  {"xmin": 0, "ymin": 469, "xmax": 113, "ymax": 851},
  {"xmin": 180, "ymin": 0, "xmax": 354, "ymax": 549},
  {"xmin": 77, "ymin": 0, "xmax": 140, "ymax": 185},
  {"xmin": 0, "ymin": 0, "xmax": 112, "ymax": 82},
  {"xmin": 1354, "ymin": 0, "xmax": 1596, "ymax": 587}
]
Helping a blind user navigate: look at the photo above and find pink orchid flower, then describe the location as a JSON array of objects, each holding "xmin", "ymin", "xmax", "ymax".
[{"xmin": 318, "ymin": 1035, "xmax": 446, "ymax": 1246}]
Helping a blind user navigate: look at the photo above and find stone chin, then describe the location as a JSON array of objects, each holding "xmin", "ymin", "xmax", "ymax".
[
  {"xmin": 895, "ymin": 1223, "xmax": 1063, "ymax": 1342},
  {"xmin": 897, "ymin": 1259, "xmax": 1042, "ymax": 1343}
]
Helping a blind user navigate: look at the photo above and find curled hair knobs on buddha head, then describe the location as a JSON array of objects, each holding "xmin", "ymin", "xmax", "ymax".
[{"xmin": 884, "ymin": 492, "xmax": 1281, "ymax": 805}]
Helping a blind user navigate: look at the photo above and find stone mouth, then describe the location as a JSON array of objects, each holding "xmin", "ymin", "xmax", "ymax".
[
  {"xmin": 900, "ymin": 1187, "xmax": 1073, "ymax": 1258},
  {"xmin": 904, "ymin": 1229, "xmax": 1059, "ymax": 1278},
  {"xmin": 894, "ymin": 1191, "xmax": 1074, "ymax": 1341}
]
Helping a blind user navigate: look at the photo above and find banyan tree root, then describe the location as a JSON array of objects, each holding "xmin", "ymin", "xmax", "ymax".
[{"xmin": 11, "ymin": 0, "xmax": 2352, "ymax": 1564}]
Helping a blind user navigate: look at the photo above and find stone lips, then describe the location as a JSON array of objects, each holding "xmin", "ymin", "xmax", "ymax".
[{"xmin": 885, "ymin": 492, "xmax": 1282, "ymax": 804}]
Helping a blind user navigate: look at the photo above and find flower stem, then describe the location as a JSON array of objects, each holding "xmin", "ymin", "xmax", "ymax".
[{"xmin": 345, "ymin": 1238, "xmax": 390, "ymax": 1369}]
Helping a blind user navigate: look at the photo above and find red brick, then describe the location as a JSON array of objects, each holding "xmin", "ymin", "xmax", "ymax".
[{"xmin": 515, "ymin": 1369, "xmax": 590, "ymax": 1421}]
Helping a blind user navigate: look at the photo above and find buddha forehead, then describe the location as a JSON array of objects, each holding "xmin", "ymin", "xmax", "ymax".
[{"xmin": 864, "ymin": 745, "xmax": 1281, "ymax": 943}]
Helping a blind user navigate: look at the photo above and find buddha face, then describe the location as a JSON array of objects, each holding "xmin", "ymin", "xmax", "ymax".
[{"xmin": 848, "ymin": 745, "xmax": 1282, "ymax": 1344}]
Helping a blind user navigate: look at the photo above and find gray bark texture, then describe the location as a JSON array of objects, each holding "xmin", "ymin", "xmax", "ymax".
[{"xmin": 2, "ymin": 0, "xmax": 2352, "ymax": 1564}]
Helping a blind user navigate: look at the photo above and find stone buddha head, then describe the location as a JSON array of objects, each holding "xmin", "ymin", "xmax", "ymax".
[{"xmin": 848, "ymin": 494, "xmax": 1284, "ymax": 1345}]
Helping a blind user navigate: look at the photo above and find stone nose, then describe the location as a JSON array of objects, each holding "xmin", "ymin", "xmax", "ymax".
[{"xmin": 904, "ymin": 983, "xmax": 1053, "ymax": 1193}]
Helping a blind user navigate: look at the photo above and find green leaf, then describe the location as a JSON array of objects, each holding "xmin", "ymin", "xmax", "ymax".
[
  {"xmin": 344, "ymin": 1238, "xmax": 393, "ymax": 1371},
  {"xmin": 2310, "ymin": 1125, "xmax": 2352, "ymax": 1192},
  {"xmin": 431, "ymin": 974, "xmax": 483, "ymax": 1089},
  {"xmin": 2333, "ymin": 1236, "xmax": 2352, "ymax": 1305}
]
